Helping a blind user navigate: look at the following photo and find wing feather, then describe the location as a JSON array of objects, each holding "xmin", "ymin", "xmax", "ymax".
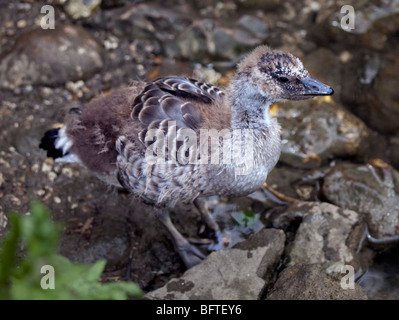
[{"xmin": 131, "ymin": 76, "xmax": 225, "ymax": 147}]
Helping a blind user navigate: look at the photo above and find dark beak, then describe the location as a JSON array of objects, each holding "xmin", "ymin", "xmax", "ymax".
[{"xmin": 301, "ymin": 76, "xmax": 334, "ymax": 96}]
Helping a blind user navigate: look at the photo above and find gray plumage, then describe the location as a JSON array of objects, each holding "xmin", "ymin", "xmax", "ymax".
[{"xmin": 40, "ymin": 45, "xmax": 333, "ymax": 268}]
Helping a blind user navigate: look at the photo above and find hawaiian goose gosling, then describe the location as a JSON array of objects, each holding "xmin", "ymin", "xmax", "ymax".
[{"xmin": 40, "ymin": 45, "xmax": 333, "ymax": 268}]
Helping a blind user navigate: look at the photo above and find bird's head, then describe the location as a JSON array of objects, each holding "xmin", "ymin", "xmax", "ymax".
[{"xmin": 235, "ymin": 45, "xmax": 334, "ymax": 102}]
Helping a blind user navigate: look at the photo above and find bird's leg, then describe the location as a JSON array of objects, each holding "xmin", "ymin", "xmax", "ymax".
[
  {"xmin": 193, "ymin": 198, "xmax": 220, "ymax": 240},
  {"xmin": 156, "ymin": 209, "xmax": 205, "ymax": 268},
  {"xmin": 192, "ymin": 198, "xmax": 229, "ymax": 251}
]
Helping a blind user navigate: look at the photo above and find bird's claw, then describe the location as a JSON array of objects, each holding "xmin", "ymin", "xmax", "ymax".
[{"xmin": 177, "ymin": 241, "xmax": 206, "ymax": 268}]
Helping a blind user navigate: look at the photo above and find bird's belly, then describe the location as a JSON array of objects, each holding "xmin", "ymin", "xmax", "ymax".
[{"xmin": 204, "ymin": 165, "xmax": 269, "ymax": 197}]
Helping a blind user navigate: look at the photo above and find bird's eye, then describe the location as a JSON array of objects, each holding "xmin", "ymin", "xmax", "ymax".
[{"xmin": 278, "ymin": 76, "xmax": 289, "ymax": 83}]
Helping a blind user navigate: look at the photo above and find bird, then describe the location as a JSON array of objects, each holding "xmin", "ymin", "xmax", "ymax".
[{"xmin": 39, "ymin": 45, "xmax": 333, "ymax": 268}]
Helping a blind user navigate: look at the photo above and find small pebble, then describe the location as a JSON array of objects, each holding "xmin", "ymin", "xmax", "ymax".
[
  {"xmin": 16, "ymin": 19, "xmax": 27, "ymax": 28},
  {"xmin": 339, "ymin": 51, "xmax": 353, "ymax": 63},
  {"xmin": 35, "ymin": 189, "xmax": 46, "ymax": 197},
  {"xmin": 62, "ymin": 167, "xmax": 74, "ymax": 178},
  {"xmin": 71, "ymin": 203, "xmax": 78, "ymax": 210},
  {"xmin": 48, "ymin": 171, "xmax": 57, "ymax": 182},
  {"xmin": 10, "ymin": 195, "xmax": 21, "ymax": 206},
  {"xmin": 41, "ymin": 161, "xmax": 52, "ymax": 173},
  {"xmin": 40, "ymin": 87, "xmax": 53, "ymax": 97}
]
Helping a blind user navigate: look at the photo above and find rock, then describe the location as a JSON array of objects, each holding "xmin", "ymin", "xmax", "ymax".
[
  {"xmin": 361, "ymin": 53, "xmax": 399, "ymax": 134},
  {"xmin": 64, "ymin": 0, "xmax": 102, "ymax": 20},
  {"xmin": 307, "ymin": 2, "xmax": 399, "ymax": 134},
  {"xmin": 322, "ymin": 160, "xmax": 399, "ymax": 239},
  {"xmin": 390, "ymin": 136, "xmax": 399, "ymax": 169},
  {"xmin": 267, "ymin": 264, "xmax": 368, "ymax": 300},
  {"xmin": 237, "ymin": 0, "xmax": 281, "ymax": 9},
  {"xmin": 212, "ymin": 26, "xmax": 262, "ymax": 61},
  {"xmin": 264, "ymin": 165, "xmax": 320, "ymax": 201},
  {"xmin": 60, "ymin": 216, "xmax": 130, "ymax": 271},
  {"xmin": 340, "ymin": 51, "xmax": 399, "ymax": 134},
  {"xmin": 145, "ymin": 228, "xmax": 285, "ymax": 300},
  {"xmin": 110, "ymin": 4, "xmax": 267, "ymax": 62},
  {"xmin": 111, "ymin": 4, "xmax": 192, "ymax": 41},
  {"xmin": 165, "ymin": 20, "xmax": 210, "ymax": 61},
  {"xmin": 274, "ymin": 202, "xmax": 364, "ymax": 267},
  {"xmin": 101, "ymin": 0, "xmax": 128, "ymax": 8},
  {"xmin": 274, "ymin": 97, "xmax": 369, "ymax": 169},
  {"xmin": 357, "ymin": 243, "xmax": 399, "ymax": 299},
  {"xmin": 187, "ymin": 0, "xmax": 281, "ymax": 10},
  {"xmin": 237, "ymin": 15, "xmax": 268, "ymax": 41},
  {"xmin": 165, "ymin": 18, "xmax": 264, "ymax": 61},
  {"xmin": 310, "ymin": 1, "xmax": 399, "ymax": 51},
  {"xmin": 0, "ymin": 24, "xmax": 103, "ymax": 89}
]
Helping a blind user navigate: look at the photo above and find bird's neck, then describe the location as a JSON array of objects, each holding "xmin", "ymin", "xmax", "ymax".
[{"xmin": 228, "ymin": 79, "xmax": 274, "ymax": 130}]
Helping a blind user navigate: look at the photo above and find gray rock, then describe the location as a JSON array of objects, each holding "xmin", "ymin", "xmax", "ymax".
[
  {"xmin": 360, "ymin": 54, "xmax": 399, "ymax": 134},
  {"xmin": 164, "ymin": 19, "xmax": 263, "ymax": 61},
  {"xmin": 61, "ymin": 216, "xmax": 130, "ymax": 271},
  {"xmin": 111, "ymin": 4, "xmax": 191, "ymax": 40},
  {"xmin": 322, "ymin": 160, "xmax": 399, "ymax": 239},
  {"xmin": 267, "ymin": 264, "xmax": 368, "ymax": 300},
  {"xmin": 390, "ymin": 136, "xmax": 399, "ymax": 169},
  {"xmin": 165, "ymin": 20, "xmax": 210, "ymax": 61},
  {"xmin": 311, "ymin": 1, "xmax": 399, "ymax": 51},
  {"xmin": 341, "ymin": 52, "xmax": 399, "ymax": 134},
  {"xmin": 237, "ymin": 15, "xmax": 268, "ymax": 39},
  {"xmin": 308, "ymin": 3, "xmax": 399, "ymax": 134},
  {"xmin": 237, "ymin": 0, "xmax": 281, "ymax": 9},
  {"xmin": 211, "ymin": 26, "xmax": 261, "ymax": 61},
  {"xmin": 145, "ymin": 228, "xmax": 285, "ymax": 300},
  {"xmin": 0, "ymin": 24, "xmax": 103, "ymax": 89},
  {"xmin": 357, "ymin": 243, "xmax": 399, "ymax": 299},
  {"xmin": 275, "ymin": 98, "xmax": 369, "ymax": 169},
  {"xmin": 110, "ymin": 4, "xmax": 267, "ymax": 62},
  {"xmin": 271, "ymin": 202, "xmax": 363, "ymax": 267}
]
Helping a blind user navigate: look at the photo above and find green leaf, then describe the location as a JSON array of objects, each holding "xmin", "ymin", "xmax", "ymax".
[
  {"xmin": 20, "ymin": 201, "xmax": 60, "ymax": 258},
  {"xmin": 231, "ymin": 210, "xmax": 260, "ymax": 227},
  {"xmin": 0, "ymin": 201, "xmax": 143, "ymax": 300}
]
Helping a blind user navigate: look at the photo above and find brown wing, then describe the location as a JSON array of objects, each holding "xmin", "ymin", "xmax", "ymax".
[
  {"xmin": 131, "ymin": 76, "xmax": 224, "ymax": 132},
  {"xmin": 122, "ymin": 76, "xmax": 225, "ymax": 170}
]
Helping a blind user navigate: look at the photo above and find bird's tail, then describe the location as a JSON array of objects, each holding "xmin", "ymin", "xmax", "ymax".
[{"xmin": 39, "ymin": 124, "xmax": 77, "ymax": 162}]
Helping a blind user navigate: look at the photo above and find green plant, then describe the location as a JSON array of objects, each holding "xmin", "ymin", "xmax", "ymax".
[
  {"xmin": 0, "ymin": 201, "xmax": 142, "ymax": 300},
  {"xmin": 231, "ymin": 210, "xmax": 260, "ymax": 227}
]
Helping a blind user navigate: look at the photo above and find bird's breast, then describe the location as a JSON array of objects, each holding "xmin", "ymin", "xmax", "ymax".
[{"xmin": 202, "ymin": 122, "xmax": 282, "ymax": 197}]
